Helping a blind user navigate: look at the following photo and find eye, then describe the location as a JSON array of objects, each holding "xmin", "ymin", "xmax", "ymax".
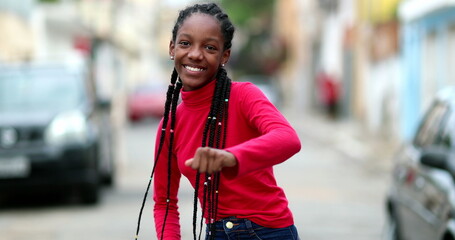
[
  {"xmin": 178, "ymin": 41, "xmax": 190, "ymax": 47},
  {"xmin": 205, "ymin": 45, "xmax": 217, "ymax": 51}
]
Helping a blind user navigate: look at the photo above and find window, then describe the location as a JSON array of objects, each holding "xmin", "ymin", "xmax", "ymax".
[
  {"xmin": 440, "ymin": 107, "xmax": 455, "ymax": 149},
  {"xmin": 414, "ymin": 102, "xmax": 450, "ymax": 148},
  {"xmin": 0, "ymin": 67, "xmax": 84, "ymax": 112},
  {"xmin": 448, "ymin": 25, "xmax": 455, "ymax": 85},
  {"xmin": 421, "ymin": 31, "xmax": 439, "ymax": 113}
]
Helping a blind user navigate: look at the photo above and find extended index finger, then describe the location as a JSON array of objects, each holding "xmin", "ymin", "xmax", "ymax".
[{"xmin": 189, "ymin": 147, "xmax": 209, "ymax": 170}]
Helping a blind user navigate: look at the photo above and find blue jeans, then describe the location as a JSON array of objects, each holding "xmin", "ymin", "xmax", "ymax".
[{"xmin": 205, "ymin": 217, "xmax": 300, "ymax": 240}]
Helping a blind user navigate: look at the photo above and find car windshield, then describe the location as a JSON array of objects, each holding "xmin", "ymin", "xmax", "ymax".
[{"xmin": 0, "ymin": 67, "xmax": 85, "ymax": 112}]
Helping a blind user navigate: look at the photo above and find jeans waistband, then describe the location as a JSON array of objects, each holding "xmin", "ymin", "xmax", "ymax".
[{"xmin": 209, "ymin": 217, "xmax": 261, "ymax": 232}]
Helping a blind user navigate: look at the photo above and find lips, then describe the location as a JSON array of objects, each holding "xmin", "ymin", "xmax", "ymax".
[{"xmin": 184, "ymin": 65, "xmax": 206, "ymax": 72}]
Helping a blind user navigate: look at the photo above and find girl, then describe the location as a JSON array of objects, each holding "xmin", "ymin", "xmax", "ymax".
[{"xmin": 135, "ymin": 3, "xmax": 301, "ymax": 240}]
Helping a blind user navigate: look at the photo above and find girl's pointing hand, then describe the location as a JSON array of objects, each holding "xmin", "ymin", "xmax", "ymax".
[{"xmin": 185, "ymin": 147, "xmax": 237, "ymax": 174}]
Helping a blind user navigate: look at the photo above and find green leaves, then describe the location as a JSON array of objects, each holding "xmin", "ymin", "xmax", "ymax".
[{"xmin": 220, "ymin": 0, "xmax": 275, "ymax": 26}]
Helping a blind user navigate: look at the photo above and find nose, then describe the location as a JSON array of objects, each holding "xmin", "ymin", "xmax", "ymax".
[{"xmin": 188, "ymin": 46, "xmax": 203, "ymax": 60}]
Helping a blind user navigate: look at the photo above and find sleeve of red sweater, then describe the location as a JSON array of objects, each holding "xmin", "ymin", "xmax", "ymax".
[
  {"xmin": 153, "ymin": 121, "xmax": 182, "ymax": 240},
  {"xmin": 224, "ymin": 83, "xmax": 301, "ymax": 178}
]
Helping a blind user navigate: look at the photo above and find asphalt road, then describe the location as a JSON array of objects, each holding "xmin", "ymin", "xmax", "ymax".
[{"xmin": 0, "ymin": 114, "xmax": 392, "ymax": 240}]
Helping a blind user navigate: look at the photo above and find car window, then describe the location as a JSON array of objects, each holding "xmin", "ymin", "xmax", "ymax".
[
  {"xmin": 440, "ymin": 107, "xmax": 455, "ymax": 149},
  {"xmin": 414, "ymin": 102, "xmax": 450, "ymax": 148},
  {"xmin": 0, "ymin": 68, "xmax": 85, "ymax": 112}
]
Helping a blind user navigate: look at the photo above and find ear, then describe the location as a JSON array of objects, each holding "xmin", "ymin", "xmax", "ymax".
[
  {"xmin": 169, "ymin": 40, "xmax": 175, "ymax": 57},
  {"xmin": 221, "ymin": 49, "xmax": 231, "ymax": 66}
]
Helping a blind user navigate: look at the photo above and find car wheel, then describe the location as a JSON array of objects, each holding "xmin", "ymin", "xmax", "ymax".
[
  {"xmin": 80, "ymin": 182, "xmax": 99, "ymax": 205},
  {"xmin": 99, "ymin": 140, "xmax": 115, "ymax": 186},
  {"xmin": 385, "ymin": 211, "xmax": 401, "ymax": 240},
  {"xmin": 99, "ymin": 122, "xmax": 115, "ymax": 186},
  {"xmin": 102, "ymin": 168, "xmax": 115, "ymax": 186},
  {"xmin": 443, "ymin": 232, "xmax": 455, "ymax": 240}
]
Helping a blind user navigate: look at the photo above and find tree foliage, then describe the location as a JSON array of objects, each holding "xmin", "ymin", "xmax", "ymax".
[
  {"xmin": 39, "ymin": 0, "xmax": 60, "ymax": 3},
  {"xmin": 220, "ymin": 0, "xmax": 275, "ymax": 26},
  {"xmin": 219, "ymin": 0, "xmax": 287, "ymax": 77}
]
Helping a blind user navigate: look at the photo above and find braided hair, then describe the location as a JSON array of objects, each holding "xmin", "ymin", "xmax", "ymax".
[{"xmin": 135, "ymin": 3, "xmax": 235, "ymax": 240}]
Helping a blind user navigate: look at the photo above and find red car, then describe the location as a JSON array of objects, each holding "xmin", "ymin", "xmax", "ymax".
[{"xmin": 127, "ymin": 83, "xmax": 166, "ymax": 122}]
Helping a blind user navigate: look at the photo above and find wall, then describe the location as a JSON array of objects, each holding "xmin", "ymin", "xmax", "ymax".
[{"xmin": 400, "ymin": 6, "xmax": 455, "ymax": 140}]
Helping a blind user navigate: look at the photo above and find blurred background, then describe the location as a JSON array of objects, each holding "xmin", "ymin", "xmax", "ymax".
[{"xmin": 0, "ymin": 0, "xmax": 453, "ymax": 239}]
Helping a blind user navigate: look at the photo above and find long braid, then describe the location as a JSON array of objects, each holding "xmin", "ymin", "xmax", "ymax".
[
  {"xmin": 206, "ymin": 68, "xmax": 231, "ymax": 240},
  {"xmin": 196, "ymin": 73, "xmax": 225, "ymax": 239},
  {"xmin": 206, "ymin": 69, "xmax": 225, "ymax": 217},
  {"xmin": 134, "ymin": 68, "xmax": 178, "ymax": 240},
  {"xmin": 150, "ymin": 68, "xmax": 178, "ymax": 183},
  {"xmin": 194, "ymin": 69, "xmax": 232, "ymax": 240},
  {"xmin": 214, "ymin": 69, "xmax": 232, "ymax": 238},
  {"xmin": 192, "ymin": 173, "xmax": 201, "ymax": 239},
  {"xmin": 210, "ymin": 68, "xmax": 231, "ymax": 237},
  {"xmin": 207, "ymin": 70, "xmax": 225, "ymax": 228},
  {"xmin": 193, "ymin": 76, "xmax": 220, "ymax": 239},
  {"xmin": 160, "ymin": 79, "xmax": 183, "ymax": 239},
  {"xmin": 215, "ymin": 69, "xmax": 229, "ymax": 149}
]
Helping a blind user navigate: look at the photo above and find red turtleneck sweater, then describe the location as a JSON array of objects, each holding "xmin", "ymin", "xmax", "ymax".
[{"xmin": 153, "ymin": 80, "xmax": 301, "ymax": 239}]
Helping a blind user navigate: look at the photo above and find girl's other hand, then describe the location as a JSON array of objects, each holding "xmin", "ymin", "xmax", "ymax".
[{"xmin": 185, "ymin": 147, "xmax": 237, "ymax": 174}]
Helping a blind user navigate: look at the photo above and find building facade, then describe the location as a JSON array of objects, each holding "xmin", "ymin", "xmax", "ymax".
[{"xmin": 399, "ymin": 0, "xmax": 455, "ymax": 139}]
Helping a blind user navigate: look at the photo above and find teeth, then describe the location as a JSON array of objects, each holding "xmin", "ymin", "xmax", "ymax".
[{"xmin": 185, "ymin": 65, "xmax": 204, "ymax": 72}]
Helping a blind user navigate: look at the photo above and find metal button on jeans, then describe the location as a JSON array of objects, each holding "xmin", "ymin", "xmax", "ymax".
[{"xmin": 225, "ymin": 221, "xmax": 234, "ymax": 229}]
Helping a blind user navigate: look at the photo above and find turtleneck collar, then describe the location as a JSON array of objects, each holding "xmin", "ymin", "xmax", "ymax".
[{"xmin": 181, "ymin": 79, "xmax": 216, "ymax": 109}]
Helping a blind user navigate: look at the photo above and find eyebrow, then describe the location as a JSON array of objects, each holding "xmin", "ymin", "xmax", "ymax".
[{"xmin": 178, "ymin": 33, "xmax": 222, "ymax": 43}]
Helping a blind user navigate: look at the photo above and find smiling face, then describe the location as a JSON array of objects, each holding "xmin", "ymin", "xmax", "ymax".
[{"xmin": 170, "ymin": 13, "xmax": 231, "ymax": 91}]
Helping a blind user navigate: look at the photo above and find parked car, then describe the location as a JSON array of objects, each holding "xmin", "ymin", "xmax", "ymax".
[
  {"xmin": 127, "ymin": 82, "xmax": 166, "ymax": 122},
  {"xmin": 386, "ymin": 87, "xmax": 455, "ymax": 240},
  {"xmin": 0, "ymin": 62, "xmax": 114, "ymax": 204}
]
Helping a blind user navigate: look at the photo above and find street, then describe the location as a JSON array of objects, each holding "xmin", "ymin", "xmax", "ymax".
[{"xmin": 0, "ymin": 112, "xmax": 395, "ymax": 240}]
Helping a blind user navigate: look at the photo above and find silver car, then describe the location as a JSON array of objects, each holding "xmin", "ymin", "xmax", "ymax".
[{"xmin": 386, "ymin": 87, "xmax": 455, "ymax": 240}]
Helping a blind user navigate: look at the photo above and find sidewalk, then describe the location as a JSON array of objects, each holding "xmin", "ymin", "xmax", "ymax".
[{"xmin": 285, "ymin": 109, "xmax": 400, "ymax": 175}]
